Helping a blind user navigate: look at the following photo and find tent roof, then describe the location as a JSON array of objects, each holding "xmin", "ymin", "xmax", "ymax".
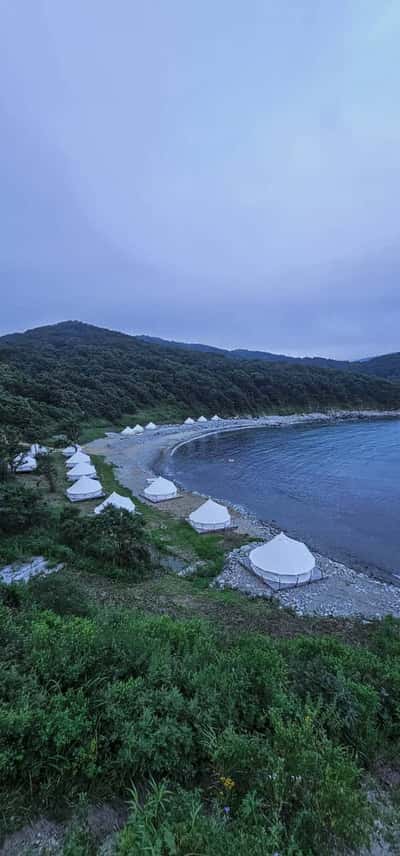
[
  {"xmin": 144, "ymin": 476, "xmax": 177, "ymax": 496},
  {"xmin": 66, "ymin": 451, "xmax": 90, "ymax": 467},
  {"xmin": 132, "ymin": 425, "xmax": 144, "ymax": 433},
  {"xmin": 30, "ymin": 444, "xmax": 48, "ymax": 455},
  {"xmin": 68, "ymin": 462, "xmax": 96, "ymax": 478},
  {"xmin": 95, "ymin": 492, "xmax": 136, "ymax": 514},
  {"xmin": 250, "ymin": 533, "xmax": 315, "ymax": 577},
  {"xmin": 189, "ymin": 499, "xmax": 230, "ymax": 525},
  {"xmin": 15, "ymin": 455, "xmax": 37, "ymax": 471},
  {"xmin": 145, "ymin": 422, "xmax": 157, "ymax": 429},
  {"xmin": 63, "ymin": 445, "xmax": 80, "ymax": 456},
  {"xmin": 121, "ymin": 426, "xmax": 133, "ymax": 435},
  {"xmin": 197, "ymin": 416, "xmax": 207, "ymax": 422},
  {"xmin": 184, "ymin": 417, "xmax": 195, "ymax": 424},
  {"xmin": 66, "ymin": 476, "xmax": 102, "ymax": 496}
]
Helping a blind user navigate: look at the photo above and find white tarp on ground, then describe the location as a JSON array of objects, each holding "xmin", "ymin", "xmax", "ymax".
[
  {"xmin": 67, "ymin": 462, "xmax": 97, "ymax": 481},
  {"xmin": 66, "ymin": 476, "xmax": 103, "ymax": 502},
  {"xmin": 132, "ymin": 425, "xmax": 144, "ymax": 434},
  {"xmin": 197, "ymin": 416, "xmax": 207, "ymax": 422},
  {"xmin": 184, "ymin": 418, "xmax": 195, "ymax": 424},
  {"xmin": 63, "ymin": 445, "xmax": 80, "ymax": 457},
  {"xmin": 66, "ymin": 451, "xmax": 91, "ymax": 467},
  {"xmin": 189, "ymin": 498, "xmax": 231, "ymax": 532},
  {"xmin": 0, "ymin": 556, "xmax": 64, "ymax": 584},
  {"xmin": 145, "ymin": 422, "xmax": 157, "ymax": 430},
  {"xmin": 249, "ymin": 533, "xmax": 315, "ymax": 585},
  {"xmin": 94, "ymin": 492, "xmax": 136, "ymax": 514},
  {"xmin": 144, "ymin": 476, "xmax": 177, "ymax": 502},
  {"xmin": 14, "ymin": 454, "xmax": 37, "ymax": 473}
]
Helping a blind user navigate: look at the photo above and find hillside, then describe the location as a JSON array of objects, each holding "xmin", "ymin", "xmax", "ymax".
[
  {"xmin": 1, "ymin": 320, "xmax": 400, "ymax": 440},
  {"xmin": 139, "ymin": 334, "xmax": 400, "ymax": 378}
]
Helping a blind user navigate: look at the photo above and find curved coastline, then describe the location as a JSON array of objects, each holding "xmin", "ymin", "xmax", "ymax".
[{"xmin": 85, "ymin": 409, "xmax": 400, "ymax": 617}]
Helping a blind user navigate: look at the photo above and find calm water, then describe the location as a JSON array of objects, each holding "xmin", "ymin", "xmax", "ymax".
[{"xmin": 169, "ymin": 420, "xmax": 400, "ymax": 577}]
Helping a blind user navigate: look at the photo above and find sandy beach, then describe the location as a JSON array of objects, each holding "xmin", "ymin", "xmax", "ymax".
[{"xmin": 86, "ymin": 410, "xmax": 400, "ymax": 619}]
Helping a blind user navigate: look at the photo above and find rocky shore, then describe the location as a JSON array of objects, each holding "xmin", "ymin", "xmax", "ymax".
[{"xmin": 86, "ymin": 409, "xmax": 400, "ymax": 619}]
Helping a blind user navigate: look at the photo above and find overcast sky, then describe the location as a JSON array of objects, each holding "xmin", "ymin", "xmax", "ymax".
[{"xmin": 1, "ymin": 1, "xmax": 399, "ymax": 358}]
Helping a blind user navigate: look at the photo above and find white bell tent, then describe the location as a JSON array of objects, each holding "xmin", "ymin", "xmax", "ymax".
[
  {"xmin": 132, "ymin": 425, "xmax": 144, "ymax": 434},
  {"xmin": 145, "ymin": 422, "xmax": 157, "ymax": 430},
  {"xmin": 66, "ymin": 476, "xmax": 103, "ymax": 503},
  {"xmin": 30, "ymin": 444, "xmax": 48, "ymax": 456},
  {"xmin": 67, "ymin": 462, "xmax": 97, "ymax": 481},
  {"xmin": 197, "ymin": 416, "xmax": 207, "ymax": 423},
  {"xmin": 211, "ymin": 415, "xmax": 221, "ymax": 421},
  {"xmin": 189, "ymin": 499, "xmax": 231, "ymax": 532},
  {"xmin": 249, "ymin": 533, "xmax": 315, "ymax": 586},
  {"xmin": 184, "ymin": 417, "xmax": 195, "ymax": 425},
  {"xmin": 121, "ymin": 426, "xmax": 134, "ymax": 436},
  {"xmin": 94, "ymin": 492, "xmax": 136, "ymax": 514},
  {"xmin": 66, "ymin": 451, "xmax": 91, "ymax": 468},
  {"xmin": 144, "ymin": 476, "xmax": 178, "ymax": 502},
  {"xmin": 14, "ymin": 455, "xmax": 37, "ymax": 473},
  {"xmin": 62, "ymin": 445, "xmax": 80, "ymax": 457}
]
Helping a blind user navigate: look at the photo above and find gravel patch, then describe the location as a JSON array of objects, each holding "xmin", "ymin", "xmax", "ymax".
[{"xmin": 215, "ymin": 541, "xmax": 400, "ymax": 618}]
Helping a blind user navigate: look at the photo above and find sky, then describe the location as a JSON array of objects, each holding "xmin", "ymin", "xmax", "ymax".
[{"xmin": 1, "ymin": 1, "xmax": 399, "ymax": 358}]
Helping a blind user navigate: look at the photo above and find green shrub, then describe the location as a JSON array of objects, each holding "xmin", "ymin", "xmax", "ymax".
[
  {"xmin": 0, "ymin": 608, "xmax": 382, "ymax": 852},
  {"xmin": 59, "ymin": 506, "xmax": 151, "ymax": 578},
  {"xmin": 0, "ymin": 482, "xmax": 48, "ymax": 534}
]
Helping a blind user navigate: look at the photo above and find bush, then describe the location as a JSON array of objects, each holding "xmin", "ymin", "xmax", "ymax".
[
  {"xmin": 28, "ymin": 573, "xmax": 92, "ymax": 617},
  {"xmin": 59, "ymin": 506, "xmax": 151, "ymax": 578},
  {"xmin": 0, "ymin": 482, "xmax": 48, "ymax": 535},
  {"xmin": 0, "ymin": 608, "xmax": 384, "ymax": 852}
]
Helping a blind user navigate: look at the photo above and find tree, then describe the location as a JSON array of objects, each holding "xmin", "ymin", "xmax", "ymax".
[
  {"xmin": 0, "ymin": 482, "xmax": 48, "ymax": 534},
  {"xmin": 36, "ymin": 452, "xmax": 57, "ymax": 493},
  {"xmin": 0, "ymin": 427, "xmax": 24, "ymax": 481}
]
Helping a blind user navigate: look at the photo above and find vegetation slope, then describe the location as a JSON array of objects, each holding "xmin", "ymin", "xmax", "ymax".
[
  {"xmin": 1, "ymin": 320, "xmax": 400, "ymax": 441},
  {"xmin": 1, "ymin": 320, "xmax": 400, "ymax": 853}
]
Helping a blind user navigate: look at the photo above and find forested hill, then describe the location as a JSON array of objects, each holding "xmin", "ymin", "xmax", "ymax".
[
  {"xmin": 1, "ymin": 321, "xmax": 400, "ymax": 440},
  {"xmin": 140, "ymin": 334, "xmax": 400, "ymax": 378}
]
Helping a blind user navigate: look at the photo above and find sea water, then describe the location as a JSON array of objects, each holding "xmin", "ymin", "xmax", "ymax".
[{"xmin": 170, "ymin": 419, "xmax": 400, "ymax": 577}]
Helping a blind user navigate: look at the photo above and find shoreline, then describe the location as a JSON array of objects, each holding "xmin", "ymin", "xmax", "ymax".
[{"xmin": 85, "ymin": 409, "xmax": 400, "ymax": 618}]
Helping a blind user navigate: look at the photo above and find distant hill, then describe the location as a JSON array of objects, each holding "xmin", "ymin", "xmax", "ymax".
[
  {"xmin": 138, "ymin": 334, "xmax": 400, "ymax": 379},
  {"xmin": 1, "ymin": 321, "xmax": 399, "ymax": 440}
]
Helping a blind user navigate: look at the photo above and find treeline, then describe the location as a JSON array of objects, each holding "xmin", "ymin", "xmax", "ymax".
[{"xmin": 1, "ymin": 320, "xmax": 400, "ymax": 440}]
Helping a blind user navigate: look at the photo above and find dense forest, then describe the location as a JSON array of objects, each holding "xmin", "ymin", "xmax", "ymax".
[
  {"xmin": 1, "ymin": 320, "xmax": 399, "ymax": 440},
  {"xmin": 140, "ymin": 333, "xmax": 400, "ymax": 378}
]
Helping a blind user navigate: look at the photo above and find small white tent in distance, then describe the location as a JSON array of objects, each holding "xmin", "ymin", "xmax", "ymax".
[
  {"xmin": 197, "ymin": 416, "xmax": 207, "ymax": 423},
  {"xmin": 66, "ymin": 476, "xmax": 103, "ymax": 502},
  {"xmin": 145, "ymin": 422, "xmax": 157, "ymax": 430},
  {"xmin": 63, "ymin": 445, "xmax": 80, "ymax": 457},
  {"xmin": 211, "ymin": 415, "xmax": 221, "ymax": 421},
  {"xmin": 144, "ymin": 476, "xmax": 177, "ymax": 502},
  {"xmin": 66, "ymin": 451, "xmax": 91, "ymax": 468},
  {"xmin": 67, "ymin": 462, "xmax": 97, "ymax": 481},
  {"xmin": 132, "ymin": 425, "xmax": 144, "ymax": 434},
  {"xmin": 30, "ymin": 444, "xmax": 48, "ymax": 456},
  {"xmin": 14, "ymin": 454, "xmax": 37, "ymax": 473},
  {"xmin": 184, "ymin": 417, "xmax": 195, "ymax": 425},
  {"xmin": 189, "ymin": 499, "xmax": 231, "ymax": 532},
  {"xmin": 94, "ymin": 492, "xmax": 136, "ymax": 514},
  {"xmin": 121, "ymin": 426, "xmax": 134, "ymax": 437},
  {"xmin": 249, "ymin": 533, "xmax": 315, "ymax": 586}
]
